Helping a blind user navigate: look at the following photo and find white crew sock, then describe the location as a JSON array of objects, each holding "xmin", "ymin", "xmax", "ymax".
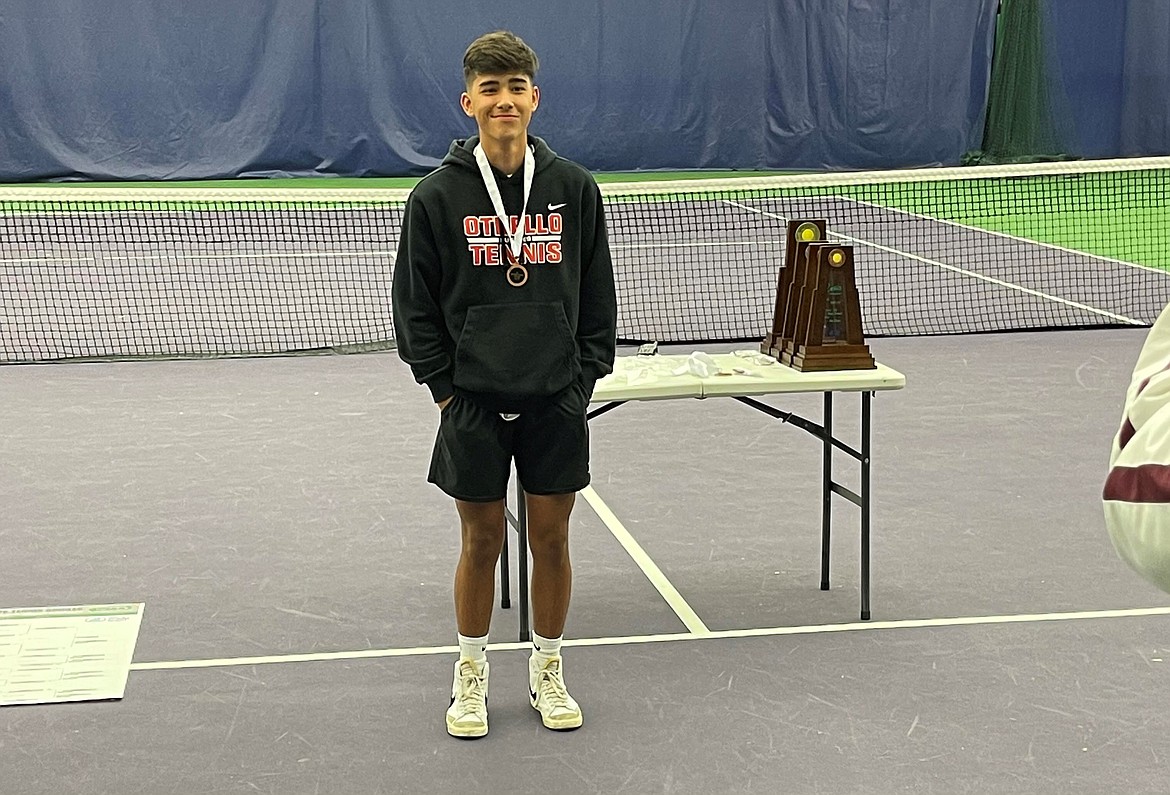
[
  {"xmin": 532, "ymin": 632, "xmax": 562, "ymax": 667},
  {"xmin": 458, "ymin": 633, "xmax": 489, "ymax": 664}
]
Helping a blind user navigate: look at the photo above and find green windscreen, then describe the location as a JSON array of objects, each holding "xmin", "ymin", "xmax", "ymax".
[{"xmin": 966, "ymin": 0, "xmax": 1080, "ymax": 165}]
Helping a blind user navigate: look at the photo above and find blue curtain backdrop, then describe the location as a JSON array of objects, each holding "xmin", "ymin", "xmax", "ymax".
[
  {"xmin": 0, "ymin": 0, "xmax": 1016, "ymax": 180},
  {"xmin": 1119, "ymin": 2, "xmax": 1170, "ymax": 156},
  {"xmin": 1050, "ymin": 0, "xmax": 1170, "ymax": 158}
]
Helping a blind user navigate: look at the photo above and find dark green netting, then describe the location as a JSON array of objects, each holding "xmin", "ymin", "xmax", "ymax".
[{"xmin": 965, "ymin": 0, "xmax": 1080, "ymax": 166}]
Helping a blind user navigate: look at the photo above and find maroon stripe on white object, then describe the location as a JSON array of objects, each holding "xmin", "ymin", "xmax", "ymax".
[{"xmin": 1104, "ymin": 463, "xmax": 1170, "ymax": 503}]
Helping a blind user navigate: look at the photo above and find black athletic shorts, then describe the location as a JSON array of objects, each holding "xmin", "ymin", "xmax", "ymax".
[{"xmin": 428, "ymin": 382, "xmax": 591, "ymax": 502}]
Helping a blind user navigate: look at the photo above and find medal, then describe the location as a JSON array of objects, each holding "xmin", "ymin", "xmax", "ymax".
[
  {"xmin": 473, "ymin": 142, "xmax": 535, "ymax": 288},
  {"xmin": 504, "ymin": 247, "xmax": 528, "ymax": 287}
]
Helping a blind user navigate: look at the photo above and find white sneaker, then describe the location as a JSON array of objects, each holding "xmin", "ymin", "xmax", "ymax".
[
  {"xmin": 446, "ymin": 658, "xmax": 489, "ymax": 738},
  {"xmin": 529, "ymin": 656, "xmax": 583, "ymax": 730}
]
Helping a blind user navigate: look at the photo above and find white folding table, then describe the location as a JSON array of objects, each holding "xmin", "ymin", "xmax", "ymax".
[{"xmin": 501, "ymin": 351, "xmax": 907, "ymax": 641}]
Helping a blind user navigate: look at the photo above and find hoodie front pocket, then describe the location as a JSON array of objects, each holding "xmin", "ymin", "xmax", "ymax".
[{"xmin": 454, "ymin": 302, "xmax": 578, "ymax": 397}]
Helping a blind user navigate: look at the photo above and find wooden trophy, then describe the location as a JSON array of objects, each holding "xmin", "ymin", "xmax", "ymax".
[
  {"xmin": 788, "ymin": 244, "xmax": 875, "ymax": 372},
  {"xmin": 761, "ymin": 219, "xmax": 826, "ymax": 359},
  {"xmin": 778, "ymin": 240, "xmax": 823, "ymax": 366}
]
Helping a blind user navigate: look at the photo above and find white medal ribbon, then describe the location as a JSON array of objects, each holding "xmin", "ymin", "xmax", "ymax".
[{"xmin": 474, "ymin": 142, "xmax": 535, "ymax": 287}]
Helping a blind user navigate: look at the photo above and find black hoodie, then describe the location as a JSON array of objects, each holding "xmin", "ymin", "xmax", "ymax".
[{"xmin": 392, "ymin": 135, "xmax": 617, "ymax": 412}]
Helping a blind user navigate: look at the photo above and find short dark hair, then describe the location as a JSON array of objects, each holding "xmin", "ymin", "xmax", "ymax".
[{"xmin": 463, "ymin": 31, "xmax": 539, "ymax": 87}]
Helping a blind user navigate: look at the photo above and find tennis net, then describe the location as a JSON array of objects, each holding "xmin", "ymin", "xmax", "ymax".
[{"xmin": 2, "ymin": 156, "xmax": 1168, "ymax": 363}]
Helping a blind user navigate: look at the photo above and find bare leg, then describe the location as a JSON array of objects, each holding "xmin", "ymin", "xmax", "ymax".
[
  {"xmin": 453, "ymin": 499, "xmax": 506, "ymax": 637},
  {"xmin": 525, "ymin": 492, "xmax": 576, "ymax": 638}
]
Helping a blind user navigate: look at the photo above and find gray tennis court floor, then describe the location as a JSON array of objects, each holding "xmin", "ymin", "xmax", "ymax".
[{"xmin": 4, "ymin": 326, "xmax": 1170, "ymax": 793}]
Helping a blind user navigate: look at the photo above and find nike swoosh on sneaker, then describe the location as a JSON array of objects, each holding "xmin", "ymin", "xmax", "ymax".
[{"xmin": 548, "ymin": 202, "xmax": 567, "ymax": 211}]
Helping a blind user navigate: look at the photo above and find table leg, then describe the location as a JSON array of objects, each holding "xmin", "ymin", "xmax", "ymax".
[
  {"xmin": 861, "ymin": 391, "xmax": 872, "ymax": 621},
  {"xmin": 517, "ymin": 478, "xmax": 531, "ymax": 642},
  {"xmin": 821, "ymin": 392, "xmax": 833, "ymax": 591},
  {"xmin": 499, "ymin": 517, "xmax": 511, "ymax": 610}
]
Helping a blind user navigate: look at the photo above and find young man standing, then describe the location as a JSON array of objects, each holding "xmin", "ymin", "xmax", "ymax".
[{"xmin": 391, "ymin": 31, "xmax": 617, "ymax": 738}]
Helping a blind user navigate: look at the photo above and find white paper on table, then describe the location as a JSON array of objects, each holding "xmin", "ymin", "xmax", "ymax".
[{"xmin": 731, "ymin": 350, "xmax": 779, "ymax": 366}]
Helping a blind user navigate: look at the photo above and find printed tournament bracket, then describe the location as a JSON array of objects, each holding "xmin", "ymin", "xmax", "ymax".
[{"xmin": 0, "ymin": 603, "xmax": 145, "ymax": 706}]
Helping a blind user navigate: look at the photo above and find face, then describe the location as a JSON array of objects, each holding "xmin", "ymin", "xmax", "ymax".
[{"xmin": 461, "ymin": 73, "xmax": 539, "ymax": 145}]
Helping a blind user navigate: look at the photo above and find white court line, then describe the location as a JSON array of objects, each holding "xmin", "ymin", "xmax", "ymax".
[
  {"xmin": 612, "ymin": 241, "xmax": 782, "ymax": 250},
  {"xmin": 131, "ymin": 642, "xmax": 481, "ymax": 671},
  {"xmin": 128, "ymin": 605, "xmax": 1170, "ymax": 672},
  {"xmin": 579, "ymin": 485, "xmax": 710, "ymax": 636},
  {"xmin": 100, "ymin": 251, "xmax": 395, "ymax": 263},
  {"xmin": 1, "ymin": 257, "xmax": 97, "ymax": 264},
  {"xmin": 724, "ymin": 199, "xmax": 1142, "ymax": 326},
  {"xmin": 2, "ymin": 251, "xmax": 395, "ymax": 265}
]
